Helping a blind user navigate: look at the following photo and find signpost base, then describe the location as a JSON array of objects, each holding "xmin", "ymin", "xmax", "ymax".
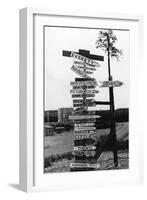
[{"xmin": 70, "ymin": 162, "xmax": 100, "ymax": 172}]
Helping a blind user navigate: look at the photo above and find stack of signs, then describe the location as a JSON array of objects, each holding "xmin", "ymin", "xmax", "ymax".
[{"xmin": 68, "ymin": 52, "xmax": 101, "ymax": 170}]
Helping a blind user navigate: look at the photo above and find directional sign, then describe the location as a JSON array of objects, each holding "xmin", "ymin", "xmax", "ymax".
[
  {"xmin": 74, "ymin": 61, "xmax": 98, "ymax": 68},
  {"xmin": 74, "ymin": 130, "xmax": 95, "ymax": 134},
  {"xmin": 71, "ymin": 65, "xmax": 91, "ymax": 79},
  {"xmin": 75, "ymin": 126, "xmax": 96, "ymax": 131},
  {"xmin": 75, "ymin": 123, "xmax": 95, "ymax": 127},
  {"xmin": 74, "ymin": 64, "xmax": 96, "ymax": 71},
  {"xmin": 85, "ymin": 71, "xmax": 93, "ymax": 74},
  {"xmin": 73, "ymin": 151, "xmax": 96, "ymax": 157},
  {"xmin": 70, "ymin": 80, "xmax": 97, "ymax": 87},
  {"xmin": 73, "ymin": 99, "xmax": 95, "ymax": 104},
  {"xmin": 73, "ymin": 118, "xmax": 96, "ymax": 123},
  {"xmin": 72, "ymin": 85, "xmax": 96, "ymax": 90},
  {"xmin": 70, "ymin": 52, "xmax": 100, "ymax": 67},
  {"xmin": 70, "ymin": 89, "xmax": 99, "ymax": 94},
  {"xmin": 73, "ymin": 109, "xmax": 96, "ymax": 115},
  {"xmin": 74, "ymin": 133, "xmax": 97, "ymax": 141},
  {"xmin": 72, "ymin": 94, "xmax": 95, "ymax": 98},
  {"xmin": 69, "ymin": 115, "xmax": 101, "ymax": 120},
  {"xmin": 70, "ymin": 162, "xmax": 100, "ymax": 168},
  {"xmin": 74, "ymin": 145, "xmax": 96, "ymax": 151},
  {"xmin": 73, "ymin": 103, "xmax": 96, "ymax": 107},
  {"xmin": 100, "ymin": 80, "xmax": 123, "ymax": 87}
]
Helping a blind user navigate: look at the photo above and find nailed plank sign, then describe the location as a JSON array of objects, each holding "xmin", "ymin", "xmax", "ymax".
[
  {"xmin": 73, "ymin": 103, "xmax": 96, "ymax": 107},
  {"xmin": 74, "ymin": 130, "xmax": 95, "ymax": 134},
  {"xmin": 74, "ymin": 145, "xmax": 96, "ymax": 151},
  {"xmin": 70, "ymin": 163, "xmax": 100, "ymax": 168},
  {"xmin": 75, "ymin": 65, "xmax": 96, "ymax": 71},
  {"xmin": 85, "ymin": 71, "xmax": 93, "ymax": 74},
  {"xmin": 70, "ymin": 89, "xmax": 99, "ymax": 94},
  {"xmin": 70, "ymin": 52, "xmax": 100, "ymax": 67},
  {"xmin": 72, "ymin": 94, "xmax": 95, "ymax": 98},
  {"xmin": 74, "ymin": 134, "xmax": 97, "ymax": 140},
  {"xmin": 69, "ymin": 115, "xmax": 101, "ymax": 120},
  {"xmin": 100, "ymin": 80, "xmax": 123, "ymax": 87},
  {"xmin": 71, "ymin": 65, "xmax": 91, "ymax": 79},
  {"xmin": 75, "ymin": 126, "xmax": 96, "ymax": 131},
  {"xmin": 75, "ymin": 123, "xmax": 95, "ymax": 127},
  {"xmin": 70, "ymin": 80, "xmax": 97, "ymax": 87},
  {"xmin": 72, "ymin": 85, "xmax": 96, "ymax": 89},
  {"xmin": 73, "ymin": 99, "xmax": 95, "ymax": 104},
  {"xmin": 73, "ymin": 150, "xmax": 96, "ymax": 157}
]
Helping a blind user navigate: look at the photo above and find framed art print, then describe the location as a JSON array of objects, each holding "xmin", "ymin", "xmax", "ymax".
[{"xmin": 19, "ymin": 8, "xmax": 144, "ymax": 192}]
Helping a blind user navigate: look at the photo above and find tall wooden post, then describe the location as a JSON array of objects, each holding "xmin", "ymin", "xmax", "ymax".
[{"xmin": 106, "ymin": 33, "xmax": 118, "ymax": 167}]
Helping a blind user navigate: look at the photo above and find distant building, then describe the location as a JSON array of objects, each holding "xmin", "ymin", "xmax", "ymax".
[
  {"xmin": 44, "ymin": 110, "xmax": 58, "ymax": 122},
  {"xmin": 44, "ymin": 125, "xmax": 55, "ymax": 136},
  {"xmin": 58, "ymin": 107, "xmax": 73, "ymax": 122}
]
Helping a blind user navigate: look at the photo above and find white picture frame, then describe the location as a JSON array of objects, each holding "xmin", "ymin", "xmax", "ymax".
[{"xmin": 19, "ymin": 7, "xmax": 144, "ymax": 192}]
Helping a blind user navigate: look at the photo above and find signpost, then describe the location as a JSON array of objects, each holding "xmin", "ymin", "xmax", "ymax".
[
  {"xmin": 63, "ymin": 49, "xmax": 104, "ymax": 171},
  {"xmin": 63, "ymin": 49, "xmax": 124, "ymax": 169}
]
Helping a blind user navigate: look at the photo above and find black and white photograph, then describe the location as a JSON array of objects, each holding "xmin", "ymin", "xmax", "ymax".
[{"xmin": 44, "ymin": 26, "xmax": 129, "ymax": 173}]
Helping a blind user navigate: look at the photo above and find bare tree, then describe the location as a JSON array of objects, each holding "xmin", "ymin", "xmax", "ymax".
[{"xmin": 96, "ymin": 30, "xmax": 122, "ymax": 80}]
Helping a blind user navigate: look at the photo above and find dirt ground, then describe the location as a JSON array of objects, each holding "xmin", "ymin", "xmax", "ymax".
[{"xmin": 44, "ymin": 150, "xmax": 129, "ymax": 173}]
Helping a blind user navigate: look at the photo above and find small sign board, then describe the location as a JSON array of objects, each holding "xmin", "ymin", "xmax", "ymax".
[
  {"xmin": 73, "ymin": 99, "xmax": 95, "ymax": 104},
  {"xmin": 74, "ymin": 65, "xmax": 96, "ymax": 71},
  {"xmin": 70, "ymin": 89, "xmax": 99, "ymax": 94},
  {"xmin": 70, "ymin": 80, "xmax": 97, "ymax": 87},
  {"xmin": 100, "ymin": 80, "xmax": 123, "ymax": 87},
  {"xmin": 71, "ymin": 65, "xmax": 91, "ymax": 79},
  {"xmin": 74, "ymin": 134, "xmax": 97, "ymax": 141},
  {"xmin": 73, "ymin": 103, "xmax": 96, "ymax": 107},
  {"xmin": 69, "ymin": 115, "xmax": 101, "ymax": 120},
  {"xmin": 70, "ymin": 162, "xmax": 100, "ymax": 168},
  {"xmin": 74, "ymin": 130, "xmax": 95, "ymax": 134},
  {"xmin": 72, "ymin": 94, "xmax": 95, "ymax": 98},
  {"xmin": 75, "ymin": 126, "xmax": 96, "ymax": 131},
  {"xmin": 74, "ymin": 145, "xmax": 96, "ymax": 151},
  {"xmin": 70, "ymin": 52, "xmax": 100, "ymax": 67},
  {"xmin": 72, "ymin": 85, "xmax": 96, "ymax": 90},
  {"xmin": 73, "ymin": 150, "xmax": 96, "ymax": 157},
  {"xmin": 75, "ymin": 123, "xmax": 95, "ymax": 127}
]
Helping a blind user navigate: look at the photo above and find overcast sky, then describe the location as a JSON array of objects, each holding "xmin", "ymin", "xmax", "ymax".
[{"xmin": 44, "ymin": 26, "xmax": 130, "ymax": 111}]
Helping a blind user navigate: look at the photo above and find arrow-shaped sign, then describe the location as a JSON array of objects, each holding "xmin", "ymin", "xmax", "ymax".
[
  {"xmin": 100, "ymin": 80, "xmax": 123, "ymax": 87},
  {"xmin": 71, "ymin": 65, "xmax": 91, "ymax": 79},
  {"xmin": 70, "ymin": 89, "xmax": 99, "ymax": 94},
  {"xmin": 69, "ymin": 115, "xmax": 101, "ymax": 120},
  {"xmin": 73, "ymin": 61, "xmax": 97, "ymax": 69},
  {"xmin": 75, "ymin": 123, "xmax": 95, "ymax": 127},
  {"xmin": 70, "ymin": 80, "xmax": 97, "ymax": 87},
  {"xmin": 70, "ymin": 52, "xmax": 100, "ymax": 67},
  {"xmin": 74, "ymin": 64, "xmax": 96, "ymax": 71},
  {"xmin": 73, "ymin": 103, "xmax": 96, "ymax": 107},
  {"xmin": 70, "ymin": 162, "xmax": 100, "ymax": 168},
  {"xmin": 75, "ymin": 126, "xmax": 96, "ymax": 131},
  {"xmin": 74, "ymin": 145, "xmax": 96, "ymax": 151},
  {"xmin": 74, "ymin": 133, "xmax": 97, "ymax": 141},
  {"xmin": 72, "ymin": 85, "xmax": 96, "ymax": 90},
  {"xmin": 73, "ymin": 99, "xmax": 95, "ymax": 104},
  {"xmin": 72, "ymin": 94, "xmax": 95, "ymax": 98}
]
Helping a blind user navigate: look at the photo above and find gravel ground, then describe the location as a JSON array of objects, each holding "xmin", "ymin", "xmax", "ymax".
[{"xmin": 44, "ymin": 150, "xmax": 129, "ymax": 173}]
